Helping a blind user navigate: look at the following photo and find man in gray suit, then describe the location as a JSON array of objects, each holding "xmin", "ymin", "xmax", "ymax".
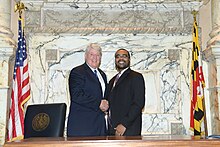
[{"xmin": 107, "ymin": 48, "xmax": 145, "ymax": 136}]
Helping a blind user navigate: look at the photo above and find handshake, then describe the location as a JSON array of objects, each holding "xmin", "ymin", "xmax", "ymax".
[{"xmin": 99, "ymin": 99, "xmax": 109, "ymax": 112}]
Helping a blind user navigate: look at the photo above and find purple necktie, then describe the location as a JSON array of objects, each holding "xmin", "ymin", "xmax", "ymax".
[{"xmin": 112, "ymin": 73, "xmax": 120, "ymax": 89}]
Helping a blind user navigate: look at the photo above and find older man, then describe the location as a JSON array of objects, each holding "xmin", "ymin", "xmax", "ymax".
[{"xmin": 67, "ymin": 43, "xmax": 109, "ymax": 136}]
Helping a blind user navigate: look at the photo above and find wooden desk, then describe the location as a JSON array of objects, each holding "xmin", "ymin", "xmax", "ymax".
[{"xmin": 4, "ymin": 135, "xmax": 220, "ymax": 147}]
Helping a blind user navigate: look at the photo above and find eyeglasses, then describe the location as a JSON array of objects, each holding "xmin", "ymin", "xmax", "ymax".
[{"xmin": 115, "ymin": 54, "xmax": 129, "ymax": 59}]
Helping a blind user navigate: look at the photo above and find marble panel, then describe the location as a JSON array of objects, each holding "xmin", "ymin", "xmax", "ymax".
[
  {"xmin": 0, "ymin": 88, "xmax": 9, "ymax": 145},
  {"xmin": 27, "ymin": 33, "xmax": 192, "ymax": 135},
  {"xmin": 160, "ymin": 69, "xmax": 181, "ymax": 114},
  {"xmin": 25, "ymin": 11, "xmax": 41, "ymax": 27},
  {"xmin": 142, "ymin": 113, "xmax": 183, "ymax": 135},
  {"xmin": 0, "ymin": 59, "xmax": 9, "ymax": 87},
  {"xmin": 143, "ymin": 71, "xmax": 161, "ymax": 113},
  {"xmin": 171, "ymin": 122, "xmax": 184, "ymax": 135}
]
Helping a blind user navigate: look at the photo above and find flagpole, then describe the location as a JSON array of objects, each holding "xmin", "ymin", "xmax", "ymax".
[
  {"xmin": 7, "ymin": 1, "xmax": 30, "ymax": 142},
  {"xmin": 202, "ymin": 76, "xmax": 208, "ymax": 137},
  {"xmin": 192, "ymin": 10, "xmax": 198, "ymax": 22},
  {"xmin": 14, "ymin": 0, "xmax": 30, "ymax": 112}
]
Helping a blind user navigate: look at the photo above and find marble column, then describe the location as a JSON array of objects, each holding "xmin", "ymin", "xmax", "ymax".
[
  {"xmin": 204, "ymin": 0, "xmax": 220, "ymax": 135},
  {"xmin": 0, "ymin": 0, "xmax": 15, "ymax": 145}
]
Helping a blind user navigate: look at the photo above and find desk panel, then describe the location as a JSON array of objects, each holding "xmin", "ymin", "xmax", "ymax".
[{"xmin": 4, "ymin": 135, "xmax": 220, "ymax": 147}]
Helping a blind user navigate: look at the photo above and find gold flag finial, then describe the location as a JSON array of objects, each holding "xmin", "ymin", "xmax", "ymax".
[
  {"xmin": 15, "ymin": 1, "xmax": 25, "ymax": 16},
  {"xmin": 191, "ymin": 10, "xmax": 198, "ymax": 21}
]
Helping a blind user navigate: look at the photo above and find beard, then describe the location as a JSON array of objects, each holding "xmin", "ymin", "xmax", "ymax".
[{"xmin": 115, "ymin": 59, "xmax": 130, "ymax": 70}]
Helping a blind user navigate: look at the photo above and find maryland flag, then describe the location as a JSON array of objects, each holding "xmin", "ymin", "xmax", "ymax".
[{"xmin": 190, "ymin": 15, "xmax": 206, "ymax": 136}]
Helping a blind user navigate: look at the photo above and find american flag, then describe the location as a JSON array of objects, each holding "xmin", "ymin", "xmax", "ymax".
[
  {"xmin": 7, "ymin": 16, "xmax": 30, "ymax": 141},
  {"xmin": 189, "ymin": 15, "xmax": 205, "ymax": 136}
]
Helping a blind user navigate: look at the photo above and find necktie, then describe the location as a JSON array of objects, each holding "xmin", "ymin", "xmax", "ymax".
[
  {"xmin": 109, "ymin": 73, "xmax": 121, "ymax": 129},
  {"xmin": 113, "ymin": 73, "xmax": 120, "ymax": 88},
  {"xmin": 94, "ymin": 70, "xmax": 98, "ymax": 78}
]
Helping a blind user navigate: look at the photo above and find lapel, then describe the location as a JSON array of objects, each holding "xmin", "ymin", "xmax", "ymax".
[
  {"xmin": 114, "ymin": 68, "xmax": 131, "ymax": 88},
  {"xmin": 83, "ymin": 63, "xmax": 104, "ymax": 97},
  {"xmin": 98, "ymin": 68, "xmax": 107, "ymax": 85},
  {"xmin": 83, "ymin": 63, "xmax": 100, "ymax": 84}
]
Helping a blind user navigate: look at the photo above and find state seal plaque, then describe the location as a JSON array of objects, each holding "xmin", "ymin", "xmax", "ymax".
[{"xmin": 32, "ymin": 113, "xmax": 50, "ymax": 131}]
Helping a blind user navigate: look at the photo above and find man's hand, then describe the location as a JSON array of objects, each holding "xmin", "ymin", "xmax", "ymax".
[
  {"xmin": 114, "ymin": 124, "xmax": 126, "ymax": 136},
  {"xmin": 99, "ymin": 99, "xmax": 109, "ymax": 112}
]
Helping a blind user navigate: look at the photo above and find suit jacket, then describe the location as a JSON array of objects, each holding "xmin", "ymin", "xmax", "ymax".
[
  {"xmin": 106, "ymin": 68, "xmax": 145, "ymax": 136},
  {"xmin": 67, "ymin": 63, "xmax": 107, "ymax": 136}
]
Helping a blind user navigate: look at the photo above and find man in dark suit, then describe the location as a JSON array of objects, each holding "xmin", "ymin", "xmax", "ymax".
[
  {"xmin": 106, "ymin": 48, "xmax": 145, "ymax": 136},
  {"xmin": 67, "ymin": 43, "xmax": 109, "ymax": 136}
]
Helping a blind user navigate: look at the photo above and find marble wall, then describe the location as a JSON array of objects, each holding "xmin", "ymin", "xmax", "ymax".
[
  {"xmin": 0, "ymin": 1, "xmax": 210, "ymax": 144},
  {"xmin": 26, "ymin": 33, "xmax": 192, "ymax": 135},
  {"xmin": 22, "ymin": 0, "xmax": 206, "ymax": 136}
]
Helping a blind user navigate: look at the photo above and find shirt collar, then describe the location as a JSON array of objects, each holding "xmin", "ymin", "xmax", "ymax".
[
  {"xmin": 118, "ymin": 67, "xmax": 129, "ymax": 77},
  {"xmin": 86, "ymin": 63, "xmax": 98, "ymax": 72}
]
